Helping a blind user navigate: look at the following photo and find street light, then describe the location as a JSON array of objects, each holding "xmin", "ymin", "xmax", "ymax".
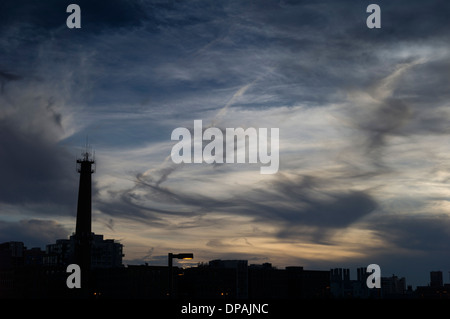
[{"xmin": 168, "ymin": 253, "xmax": 194, "ymax": 297}]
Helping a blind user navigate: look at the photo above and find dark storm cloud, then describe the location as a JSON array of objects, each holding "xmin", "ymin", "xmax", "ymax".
[
  {"xmin": 377, "ymin": 0, "xmax": 450, "ymax": 40},
  {"xmin": 0, "ymin": 120, "xmax": 76, "ymax": 206},
  {"xmin": 2, "ymin": 0, "xmax": 448, "ymax": 113},
  {"xmin": 98, "ymin": 172, "xmax": 377, "ymax": 244},
  {"xmin": 350, "ymin": 214, "xmax": 450, "ymax": 286},
  {"xmin": 0, "ymin": 0, "xmax": 148, "ymax": 30},
  {"xmin": 264, "ymin": 175, "xmax": 375, "ymax": 225},
  {"xmin": 0, "ymin": 70, "xmax": 78, "ymax": 212},
  {"xmin": 0, "ymin": 219, "xmax": 70, "ymax": 249},
  {"xmin": 0, "ymin": 71, "xmax": 21, "ymax": 82},
  {"xmin": 233, "ymin": 175, "xmax": 377, "ymax": 244},
  {"xmin": 370, "ymin": 214, "xmax": 450, "ymax": 252},
  {"xmin": 0, "ymin": 70, "xmax": 21, "ymax": 94}
]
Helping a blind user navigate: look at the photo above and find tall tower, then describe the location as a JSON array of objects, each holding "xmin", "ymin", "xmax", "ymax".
[{"xmin": 74, "ymin": 149, "xmax": 95, "ymax": 278}]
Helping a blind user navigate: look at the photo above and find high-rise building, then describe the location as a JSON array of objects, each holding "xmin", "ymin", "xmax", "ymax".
[
  {"xmin": 0, "ymin": 241, "xmax": 24, "ymax": 269},
  {"xmin": 430, "ymin": 271, "xmax": 443, "ymax": 287},
  {"xmin": 45, "ymin": 235, "xmax": 123, "ymax": 269},
  {"xmin": 381, "ymin": 275, "xmax": 406, "ymax": 297}
]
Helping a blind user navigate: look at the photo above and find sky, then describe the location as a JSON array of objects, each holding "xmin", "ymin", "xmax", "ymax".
[{"xmin": 1, "ymin": 0, "xmax": 450, "ymax": 288}]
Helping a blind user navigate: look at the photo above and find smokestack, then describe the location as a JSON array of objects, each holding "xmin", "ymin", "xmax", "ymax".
[{"xmin": 73, "ymin": 148, "xmax": 95, "ymax": 289}]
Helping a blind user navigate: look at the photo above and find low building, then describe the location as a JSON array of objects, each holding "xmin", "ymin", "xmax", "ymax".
[{"xmin": 44, "ymin": 233, "xmax": 124, "ymax": 268}]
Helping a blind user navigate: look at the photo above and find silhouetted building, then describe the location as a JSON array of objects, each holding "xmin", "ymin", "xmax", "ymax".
[
  {"xmin": 381, "ymin": 275, "xmax": 406, "ymax": 298},
  {"xmin": 415, "ymin": 270, "xmax": 450, "ymax": 299},
  {"xmin": 88, "ymin": 265, "xmax": 170, "ymax": 299},
  {"xmin": 45, "ymin": 234, "xmax": 123, "ymax": 269},
  {"xmin": 90, "ymin": 234, "xmax": 123, "ymax": 268},
  {"xmin": 430, "ymin": 271, "xmax": 443, "ymax": 287},
  {"xmin": 330, "ymin": 267, "xmax": 381, "ymax": 298},
  {"xmin": 330, "ymin": 268, "xmax": 352, "ymax": 297},
  {"xmin": 209, "ymin": 260, "xmax": 248, "ymax": 298},
  {"xmin": 179, "ymin": 260, "xmax": 248, "ymax": 299},
  {"xmin": 24, "ymin": 247, "xmax": 45, "ymax": 266},
  {"xmin": 0, "ymin": 241, "xmax": 65, "ymax": 298},
  {"xmin": 178, "ymin": 261, "xmax": 330, "ymax": 299},
  {"xmin": 0, "ymin": 242, "xmax": 46, "ymax": 269},
  {"xmin": 416, "ymin": 285, "xmax": 450, "ymax": 299},
  {"xmin": 286, "ymin": 266, "xmax": 330, "ymax": 298},
  {"xmin": 0, "ymin": 242, "xmax": 25, "ymax": 269},
  {"xmin": 249, "ymin": 264, "xmax": 330, "ymax": 298},
  {"xmin": 45, "ymin": 239, "xmax": 72, "ymax": 266},
  {"xmin": 248, "ymin": 263, "xmax": 287, "ymax": 298}
]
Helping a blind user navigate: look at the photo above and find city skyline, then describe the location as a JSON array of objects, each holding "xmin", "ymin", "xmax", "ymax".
[
  {"xmin": 1, "ymin": 0, "xmax": 450, "ymax": 290},
  {"xmin": 2, "ymin": 236, "xmax": 449, "ymax": 297}
]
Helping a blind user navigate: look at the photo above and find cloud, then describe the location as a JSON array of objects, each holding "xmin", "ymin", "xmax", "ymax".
[
  {"xmin": 0, "ymin": 0, "xmax": 149, "ymax": 31},
  {"xmin": 0, "ymin": 219, "xmax": 70, "ymax": 249},
  {"xmin": 237, "ymin": 174, "xmax": 378, "ymax": 243},
  {"xmin": 0, "ymin": 74, "xmax": 77, "ymax": 210},
  {"xmin": 370, "ymin": 214, "xmax": 450, "ymax": 253},
  {"xmin": 347, "ymin": 214, "xmax": 450, "ymax": 286},
  {"xmin": 1, "ymin": 0, "xmax": 450, "ymax": 287},
  {"xmin": 97, "ymin": 168, "xmax": 378, "ymax": 247}
]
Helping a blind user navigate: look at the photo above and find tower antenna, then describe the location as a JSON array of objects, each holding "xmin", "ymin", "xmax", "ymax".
[{"xmin": 86, "ymin": 135, "xmax": 89, "ymax": 156}]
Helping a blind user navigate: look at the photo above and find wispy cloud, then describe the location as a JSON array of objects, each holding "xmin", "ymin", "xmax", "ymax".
[{"xmin": 2, "ymin": 0, "xmax": 450, "ymax": 287}]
